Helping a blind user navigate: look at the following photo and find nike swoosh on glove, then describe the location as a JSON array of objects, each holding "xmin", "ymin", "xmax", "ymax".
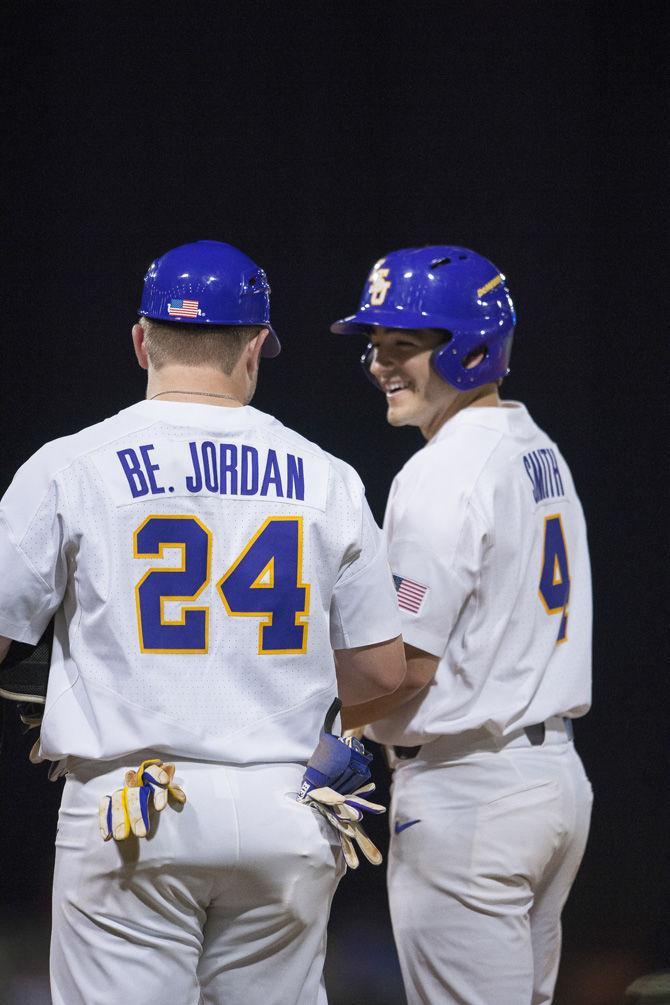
[{"xmin": 99, "ymin": 758, "xmax": 186, "ymax": 841}]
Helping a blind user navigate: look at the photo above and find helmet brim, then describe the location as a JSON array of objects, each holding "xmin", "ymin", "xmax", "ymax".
[
  {"xmin": 330, "ymin": 308, "xmax": 512, "ymax": 346},
  {"xmin": 261, "ymin": 326, "xmax": 281, "ymax": 357},
  {"xmin": 330, "ymin": 307, "xmax": 450, "ymax": 335}
]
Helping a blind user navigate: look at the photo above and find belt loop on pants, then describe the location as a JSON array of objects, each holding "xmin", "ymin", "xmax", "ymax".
[{"xmin": 523, "ymin": 723, "xmax": 546, "ymax": 746}]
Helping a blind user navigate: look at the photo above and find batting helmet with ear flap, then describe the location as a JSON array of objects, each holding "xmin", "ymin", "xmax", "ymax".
[
  {"xmin": 330, "ymin": 245, "xmax": 516, "ymax": 389},
  {"xmin": 139, "ymin": 240, "xmax": 281, "ymax": 358}
]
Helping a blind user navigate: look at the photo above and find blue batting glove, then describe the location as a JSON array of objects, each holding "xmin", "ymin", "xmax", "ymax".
[
  {"xmin": 299, "ymin": 699, "xmax": 373, "ymax": 799},
  {"xmin": 298, "ymin": 699, "xmax": 386, "ymax": 868}
]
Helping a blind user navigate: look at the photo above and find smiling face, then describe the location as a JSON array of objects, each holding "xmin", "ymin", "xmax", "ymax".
[{"xmin": 368, "ymin": 328, "xmax": 460, "ymax": 438}]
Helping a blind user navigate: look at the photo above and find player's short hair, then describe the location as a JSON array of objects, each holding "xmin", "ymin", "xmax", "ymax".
[{"xmin": 140, "ymin": 317, "xmax": 265, "ymax": 375}]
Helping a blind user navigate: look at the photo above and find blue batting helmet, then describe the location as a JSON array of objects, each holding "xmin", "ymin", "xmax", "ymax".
[
  {"xmin": 139, "ymin": 240, "xmax": 281, "ymax": 358},
  {"xmin": 330, "ymin": 246, "xmax": 515, "ymax": 388}
]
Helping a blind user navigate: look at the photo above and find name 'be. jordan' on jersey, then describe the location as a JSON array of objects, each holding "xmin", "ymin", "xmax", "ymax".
[
  {"xmin": 0, "ymin": 400, "xmax": 400, "ymax": 765},
  {"xmin": 368, "ymin": 403, "xmax": 592, "ymax": 748}
]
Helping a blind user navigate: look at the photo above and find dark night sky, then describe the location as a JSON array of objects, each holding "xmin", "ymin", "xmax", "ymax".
[{"xmin": 1, "ymin": 3, "xmax": 667, "ymax": 1000}]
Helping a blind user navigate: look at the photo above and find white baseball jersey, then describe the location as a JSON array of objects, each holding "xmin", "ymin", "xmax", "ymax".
[
  {"xmin": 368, "ymin": 402, "xmax": 592, "ymax": 747},
  {"xmin": 0, "ymin": 400, "xmax": 400, "ymax": 764}
]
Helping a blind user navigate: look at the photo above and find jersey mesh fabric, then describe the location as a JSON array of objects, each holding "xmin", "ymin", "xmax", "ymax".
[
  {"xmin": 0, "ymin": 401, "xmax": 400, "ymax": 763},
  {"xmin": 368, "ymin": 403, "xmax": 591, "ymax": 747}
]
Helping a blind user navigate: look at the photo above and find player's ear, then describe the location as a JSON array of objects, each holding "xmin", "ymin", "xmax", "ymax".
[
  {"xmin": 132, "ymin": 323, "xmax": 149, "ymax": 371},
  {"xmin": 245, "ymin": 328, "xmax": 269, "ymax": 374}
]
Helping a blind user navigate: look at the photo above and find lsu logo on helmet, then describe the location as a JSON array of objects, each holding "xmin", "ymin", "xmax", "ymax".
[{"xmin": 368, "ymin": 261, "xmax": 392, "ymax": 305}]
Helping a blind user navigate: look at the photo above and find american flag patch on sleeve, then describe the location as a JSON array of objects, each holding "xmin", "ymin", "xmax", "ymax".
[{"xmin": 393, "ymin": 574, "xmax": 428, "ymax": 614}]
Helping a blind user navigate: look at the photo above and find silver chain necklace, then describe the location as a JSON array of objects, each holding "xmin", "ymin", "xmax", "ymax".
[{"xmin": 149, "ymin": 390, "xmax": 240, "ymax": 402}]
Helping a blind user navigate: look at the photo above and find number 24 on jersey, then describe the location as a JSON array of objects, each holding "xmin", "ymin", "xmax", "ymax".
[{"xmin": 133, "ymin": 514, "xmax": 310, "ymax": 656}]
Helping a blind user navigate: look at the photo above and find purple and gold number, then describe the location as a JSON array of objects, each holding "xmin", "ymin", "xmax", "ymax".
[
  {"xmin": 134, "ymin": 515, "xmax": 212, "ymax": 653},
  {"xmin": 538, "ymin": 514, "xmax": 570, "ymax": 643},
  {"xmin": 217, "ymin": 516, "xmax": 310, "ymax": 654}
]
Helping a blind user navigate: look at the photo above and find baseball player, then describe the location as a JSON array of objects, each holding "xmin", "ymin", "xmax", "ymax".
[
  {"xmin": 0, "ymin": 240, "xmax": 405, "ymax": 1005},
  {"xmin": 331, "ymin": 246, "xmax": 593, "ymax": 1005}
]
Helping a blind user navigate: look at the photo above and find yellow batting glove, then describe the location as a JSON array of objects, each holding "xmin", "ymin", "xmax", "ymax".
[{"xmin": 98, "ymin": 759, "xmax": 186, "ymax": 842}]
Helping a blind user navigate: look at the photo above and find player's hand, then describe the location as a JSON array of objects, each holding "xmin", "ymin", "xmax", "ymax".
[
  {"xmin": 298, "ymin": 699, "xmax": 385, "ymax": 868},
  {"xmin": 342, "ymin": 726, "xmax": 367, "ymax": 742},
  {"xmin": 98, "ymin": 758, "xmax": 186, "ymax": 842}
]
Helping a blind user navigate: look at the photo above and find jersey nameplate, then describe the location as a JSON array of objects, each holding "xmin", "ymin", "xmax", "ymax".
[
  {"xmin": 94, "ymin": 439, "xmax": 329, "ymax": 511},
  {"xmin": 522, "ymin": 448, "xmax": 565, "ymax": 504}
]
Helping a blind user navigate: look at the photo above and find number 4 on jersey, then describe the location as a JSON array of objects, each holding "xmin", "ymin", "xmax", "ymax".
[
  {"xmin": 538, "ymin": 514, "xmax": 570, "ymax": 643},
  {"xmin": 217, "ymin": 517, "xmax": 309, "ymax": 654}
]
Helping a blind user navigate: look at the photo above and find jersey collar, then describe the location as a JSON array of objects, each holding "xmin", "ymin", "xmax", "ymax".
[
  {"xmin": 428, "ymin": 401, "xmax": 530, "ymax": 444},
  {"xmin": 121, "ymin": 399, "xmax": 278, "ymax": 431}
]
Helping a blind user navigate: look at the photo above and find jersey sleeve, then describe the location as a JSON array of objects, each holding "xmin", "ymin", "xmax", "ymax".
[
  {"xmin": 329, "ymin": 495, "xmax": 401, "ymax": 650},
  {"xmin": 0, "ymin": 451, "xmax": 69, "ymax": 643},
  {"xmin": 384, "ymin": 464, "xmax": 488, "ymax": 658}
]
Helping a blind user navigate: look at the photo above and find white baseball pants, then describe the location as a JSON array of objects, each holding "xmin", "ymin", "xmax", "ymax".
[
  {"xmin": 387, "ymin": 725, "xmax": 593, "ymax": 1005},
  {"xmin": 50, "ymin": 757, "xmax": 344, "ymax": 1005}
]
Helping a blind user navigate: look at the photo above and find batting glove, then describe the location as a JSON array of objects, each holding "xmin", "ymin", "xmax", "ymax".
[
  {"xmin": 99, "ymin": 758, "xmax": 186, "ymax": 842},
  {"xmin": 298, "ymin": 699, "xmax": 385, "ymax": 869}
]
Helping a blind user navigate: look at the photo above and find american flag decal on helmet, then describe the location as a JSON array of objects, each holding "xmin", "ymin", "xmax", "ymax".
[
  {"xmin": 167, "ymin": 298, "xmax": 199, "ymax": 318},
  {"xmin": 393, "ymin": 575, "xmax": 428, "ymax": 614}
]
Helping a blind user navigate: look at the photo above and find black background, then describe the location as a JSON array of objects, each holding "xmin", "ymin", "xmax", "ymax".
[{"xmin": 1, "ymin": 4, "xmax": 667, "ymax": 1003}]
